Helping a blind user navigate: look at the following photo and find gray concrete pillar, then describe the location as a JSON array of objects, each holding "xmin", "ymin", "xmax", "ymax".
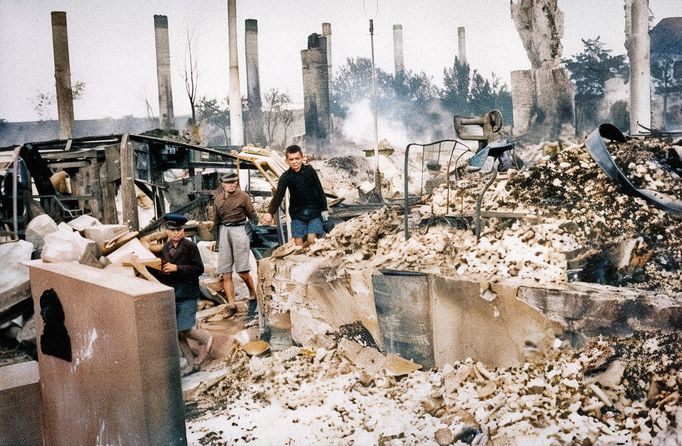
[
  {"xmin": 322, "ymin": 23, "xmax": 332, "ymax": 78},
  {"xmin": 245, "ymin": 19, "xmax": 265, "ymax": 146},
  {"xmin": 153, "ymin": 15, "xmax": 175, "ymax": 131},
  {"xmin": 51, "ymin": 11, "xmax": 74, "ymax": 140},
  {"xmin": 393, "ymin": 24, "xmax": 404, "ymax": 74},
  {"xmin": 301, "ymin": 34, "xmax": 331, "ymax": 153},
  {"xmin": 625, "ymin": 0, "xmax": 651, "ymax": 133},
  {"xmin": 228, "ymin": 0, "xmax": 244, "ymax": 145},
  {"xmin": 511, "ymin": 70, "xmax": 534, "ymax": 136},
  {"xmin": 457, "ymin": 26, "xmax": 467, "ymax": 64}
]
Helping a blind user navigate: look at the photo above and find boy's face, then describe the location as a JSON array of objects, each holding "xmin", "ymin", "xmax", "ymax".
[
  {"xmin": 167, "ymin": 226, "xmax": 185, "ymax": 243},
  {"xmin": 286, "ymin": 151, "xmax": 303, "ymax": 172},
  {"xmin": 222, "ymin": 180, "xmax": 239, "ymax": 193}
]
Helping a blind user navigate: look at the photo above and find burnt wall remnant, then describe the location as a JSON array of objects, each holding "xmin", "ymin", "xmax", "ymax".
[
  {"xmin": 510, "ymin": 0, "xmax": 575, "ymax": 142},
  {"xmin": 301, "ymin": 33, "xmax": 331, "ymax": 153}
]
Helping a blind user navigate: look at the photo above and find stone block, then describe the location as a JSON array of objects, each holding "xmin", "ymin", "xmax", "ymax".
[
  {"xmin": 518, "ymin": 282, "xmax": 682, "ymax": 344},
  {"xmin": 28, "ymin": 261, "xmax": 186, "ymax": 446},
  {"xmin": 0, "ymin": 361, "xmax": 42, "ymax": 446},
  {"xmin": 82, "ymin": 224, "xmax": 128, "ymax": 244}
]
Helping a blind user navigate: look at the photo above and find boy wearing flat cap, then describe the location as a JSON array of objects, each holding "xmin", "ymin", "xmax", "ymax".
[
  {"xmin": 151, "ymin": 213, "xmax": 213, "ymax": 373},
  {"xmin": 213, "ymin": 172, "xmax": 259, "ymax": 314}
]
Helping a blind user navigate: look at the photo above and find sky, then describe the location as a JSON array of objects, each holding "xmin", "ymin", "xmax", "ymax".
[{"xmin": 0, "ymin": 0, "xmax": 680, "ymax": 123}]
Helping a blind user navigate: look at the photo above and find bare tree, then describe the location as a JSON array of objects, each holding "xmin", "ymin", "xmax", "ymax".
[
  {"xmin": 29, "ymin": 80, "xmax": 86, "ymax": 121},
  {"xmin": 263, "ymin": 88, "xmax": 293, "ymax": 148},
  {"xmin": 182, "ymin": 29, "xmax": 199, "ymax": 124}
]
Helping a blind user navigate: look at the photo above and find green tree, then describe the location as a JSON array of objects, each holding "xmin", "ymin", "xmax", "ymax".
[
  {"xmin": 440, "ymin": 57, "xmax": 470, "ymax": 115},
  {"xmin": 563, "ymin": 37, "xmax": 628, "ymax": 98},
  {"xmin": 196, "ymin": 97, "xmax": 230, "ymax": 145},
  {"xmin": 652, "ymin": 57, "xmax": 682, "ymax": 129}
]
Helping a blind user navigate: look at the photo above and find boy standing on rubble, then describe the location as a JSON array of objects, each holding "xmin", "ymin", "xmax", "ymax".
[
  {"xmin": 213, "ymin": 171, "xmax": 259, "ymax": 319},
  {"xmin": 152, "ymin": 213, "xmax": 213, "ymax": 375},
  {"xmin": 262, "ymin": 144, "xmax": 328, "ymax": 247}
]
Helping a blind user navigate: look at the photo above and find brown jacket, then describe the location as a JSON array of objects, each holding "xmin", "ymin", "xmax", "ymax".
[{"xmin": 213, "ymin": 189, "xmax": 257, "ymax": 226}]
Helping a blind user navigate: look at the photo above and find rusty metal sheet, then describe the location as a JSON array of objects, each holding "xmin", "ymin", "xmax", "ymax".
[
  {"xmin": 372, "ymin": 269, "xmax": 434, "ymax": 368},
  {"xmin": 585, "ymin": 123, "xmax": 682, "ymax": 216}
]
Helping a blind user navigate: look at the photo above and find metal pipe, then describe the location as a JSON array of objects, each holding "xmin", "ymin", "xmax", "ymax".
[
  {"xmin": 369, "ymin": 19, "xmax": 381, "ymax": 199},
  {"xmin": 12, "ymin": 147, "xmax": 20, "ymax": 239},
  {"xmin": 475, "ymin": 160, "xmax": 499, "ymax": 241}
]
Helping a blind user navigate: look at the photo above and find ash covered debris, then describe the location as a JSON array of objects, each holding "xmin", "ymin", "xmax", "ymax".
[
  {"xmin": 185, "ymin": 331, "xmax": 682, "ymax": 446},
  {"xmin": 301, "ymin": 135, "xmax": 681, "ymax": 295}
]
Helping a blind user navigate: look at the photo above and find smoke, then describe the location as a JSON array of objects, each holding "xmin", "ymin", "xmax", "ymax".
[{"xmin": 340, "ymin": 98, "xmax": 458, "ymax": 151}]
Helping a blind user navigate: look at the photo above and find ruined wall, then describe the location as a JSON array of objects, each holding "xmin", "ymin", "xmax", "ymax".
[
  {"xmin": 301, "ymin": 34, "xmax": 331, "ymax": 154},
  {"xmin": 260, "ymin": 253, "xmax": 682, "ymax": 368},
  {"xmin": 510, "ymin": 0, "xmax": 575, "ymax": 142}
]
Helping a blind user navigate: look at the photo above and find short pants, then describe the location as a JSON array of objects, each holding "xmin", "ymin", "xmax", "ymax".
[
  {"xmin": 290, "ymin": 217, "xmax": 324, "ymax": 239},
  {"xmin": 176, "ymin": 298, "xmax": 197, "ymax": 332},
  {"xmin": 216, "ymin": 225, "xmax": 251, "ymax": 274}
]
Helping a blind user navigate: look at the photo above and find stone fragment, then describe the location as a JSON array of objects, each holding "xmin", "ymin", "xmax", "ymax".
[
  {"xmin": 434, "ymin": 427, "xmax": 454, "ymax": 446},
  {"xmin": 477, "ymin": 380, "xmax": 497, "ymax": 398},
  {"xmin": 383, "ymin": 353, "xmax": 422, "ymax": 377},
  {"xmin": 242, "ymin": 340, "xmax": 270, "ymax": 356},
  {"xmin": 355, "ymin": 347, "xmax": 386, "ymax": 376}
]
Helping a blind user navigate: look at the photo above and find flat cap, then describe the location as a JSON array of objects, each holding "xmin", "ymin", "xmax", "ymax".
[
  {"xmin": 221, "ymin": 172, "xmax": 239, "ymax": 183},
  {"xmin": 164, "ymin": 213, "xmax": 188, "ymax": 229}
]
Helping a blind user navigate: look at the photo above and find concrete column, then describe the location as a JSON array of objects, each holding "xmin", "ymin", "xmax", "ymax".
[
  {"xmin": 393, "ymin": 24, "xmax": 404, "ymax": 74},
  {"xmin": 50, "ymin": 11, "xmax": 74, "ymax": 140},
  {"xmin": 457, "ymin": 26, "xmax": 467, "ymax": 64},
  {"xmin": 625, "ymin": 0, "xmax": 651, "ymax": 133},
  {"xmin": 322, "ymin": 22, "xmax": 332, "ymax": 78},
  {"xmin": 153, "ymin": 15, "xmax": 175, "ymax": 131},
  {"xmin": 511, "ymin": 70, "xmax": 534, "ymax": 136},
  {"xmin": 228, "ymin": 0, "xmax": 244, "ymax": 146},
  {"xmin": 245, "ymin": 19, "xmax": 265, "ymax": 145},
  {"xmin": 301, "ymin": 34, "xmax": 331, "ymax": 153}
]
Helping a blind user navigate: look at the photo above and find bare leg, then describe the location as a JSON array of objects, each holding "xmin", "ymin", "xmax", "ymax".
[
  {"xmin": 178, "ymin": 332, "xmax": 195, "ymax": 367},
  {"xmin": 237, "ymin": 271, "xmax": 257, "ymax": 298},
  {"xmin": 293, "ymin": 237, "xmax": 304, "ymax": 246},
  {"xmin": 181, "ymin": 328, "xmax": 213, "ymax": 366},
  {"xmin": 223, "ymin": 273, "xmax": 235, "ymax": 304},
  {"xmin": 305, "ymin": 233, "xmax": 317, "ymax": 246}
]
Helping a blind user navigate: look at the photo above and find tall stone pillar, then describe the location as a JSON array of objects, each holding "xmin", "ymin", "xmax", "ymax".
[
  {"xmin": 393, "ymin": 24, "xmax": 404, "ymax": 74},
  {"xmin": 510, "ymin": 0, "xmax": 575, "ymax": 142},
  {"xmin": 51, "ymin": 12, "xmax": 74, "ymax": 140},
  {"xmin": 228, "ymin": 0, "xmax": 244, "ymax": 146},
  {"xmin": 457, "ymin": 26, "xmax": 467, "ymax": 64},
  {"xmin": 625, "ymin": 0, "xmax": 651, "ymax": 133},
  {"xmin": 153, "ymin": 15, "xmax": 175, "ymax": 131},
  {"xmin": 301, "ymin": 34, "xmax": 331, "ymax": 153},
  {"xmin": 245, "ymin": 19, "xmax": 266, "ymax": 146},
  {"xmin": 322, "ymin": 23, "xmax": 332, "ymax": 78}
]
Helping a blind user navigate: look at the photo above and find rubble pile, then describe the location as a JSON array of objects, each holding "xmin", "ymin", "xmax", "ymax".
[
  {"xmin": 310, "ymin": 205, "xmax": 581, "ymax": 286},
  {"xmin": 186, "ymin": 331, "xmax": 682, "ymax": 446},
  {"xmin": 504, "ymin": 137, "xmax": 682, "ymax": 293},
  {"xmin": 308, "ymin": 137, "xmax": 681, "ymax": 292}
]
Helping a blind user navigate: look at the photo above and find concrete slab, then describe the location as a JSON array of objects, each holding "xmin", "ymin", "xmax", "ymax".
[
  {"xmin": 28, "ymin": 260, "xmax": 187, "ymax": 446},
  {"xmin": 0, "ymin": 361, "xmax": 42, "ymax": 446},
  {"xmin": 518, "ymin": 282, "xmax": 682, "ymax": 345}
]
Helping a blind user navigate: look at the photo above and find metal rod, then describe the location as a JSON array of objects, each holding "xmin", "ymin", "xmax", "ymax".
[
  {"xmin": 12, "ymin": 147, "xmax": 20, "ymax": 239},
  {"xmin": 369, "ymin": 19, "xmax": 381, "ymax": 199},
  {"xmin": 475, "ymin": 159, "xmax": 498, "ymax": 241}
]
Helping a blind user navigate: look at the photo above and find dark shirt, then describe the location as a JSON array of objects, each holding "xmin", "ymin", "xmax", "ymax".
[
  {"xmin": 268, "ymin": 164, "xmax": 327, "ymax": 221},
  {"xmin": 150, "ymin": 237, "xmax": 204, "ymax": 300}
]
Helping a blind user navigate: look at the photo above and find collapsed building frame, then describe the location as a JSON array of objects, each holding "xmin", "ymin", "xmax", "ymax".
[{"xmin": 0, "ymin": 134, "xmax": 295, "ymax": 242}]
